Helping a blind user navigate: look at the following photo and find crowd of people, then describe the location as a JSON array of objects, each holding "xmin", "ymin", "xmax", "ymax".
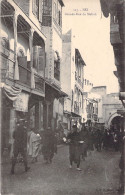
[
  {"xmin": 66, "ymin": 124, "xmax": 124, "ymax": 171},
  {"xmin": 10, "ymin": 119, "xmax": 123, "ymax": 175}
]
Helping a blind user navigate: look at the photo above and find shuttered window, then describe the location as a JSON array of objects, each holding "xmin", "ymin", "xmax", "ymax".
[
  {"xmin": 33, "ymin": 46, "xmax": 45, "ymax": 77},
  {"xmin": 33, "ymin": 0, "xmax": 43, "ymax": 22},
  {"xmin": 38, "ymin": 47, "xmax": 45, "ymax": 77},
  {"xmin": 32, "ymin": 0, "xmax": 39, "ymax": 19},
  {"xmin": 39, "ymin": 0, "xmax": 42, "ymax": 22}
]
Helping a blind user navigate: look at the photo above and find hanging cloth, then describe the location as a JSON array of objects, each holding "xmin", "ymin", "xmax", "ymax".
[{"xmin": 3, "ymin": 83, "xmax": 21, "ymax": 101}]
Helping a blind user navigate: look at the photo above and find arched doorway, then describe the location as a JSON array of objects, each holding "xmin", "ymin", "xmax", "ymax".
[
  {"xmin": 107, "ymin": 112, "xmax": 122, "ymax": 130},
  {"xmin": 110, "ymin": 116, "xmax": 122, "ymax": 131}
]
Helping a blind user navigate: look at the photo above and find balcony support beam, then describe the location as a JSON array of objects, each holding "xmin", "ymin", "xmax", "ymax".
[
  {"xmin": 29, "ymin": 28, "xmax": 35, "ymax": 89},
  {"xmin": 13, "ymin": 11, "xmax": 19, "ymax": 81},
  {"xmin": 0, "ymin": 15, "xmax": 14, "ymax": 17}
]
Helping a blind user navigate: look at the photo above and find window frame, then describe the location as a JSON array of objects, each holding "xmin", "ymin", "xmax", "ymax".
[{"xmin": 32, "ymin": 0, "xmax": 39, "ymax": 19}]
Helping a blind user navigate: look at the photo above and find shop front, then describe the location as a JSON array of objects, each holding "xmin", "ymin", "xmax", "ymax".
[{"xmin": 1, "ymin": 83, "xmax": 44, "ymax": 155}]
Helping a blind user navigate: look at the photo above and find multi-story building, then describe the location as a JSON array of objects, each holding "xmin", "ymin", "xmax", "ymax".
[
  {"xmin": 91, "ymin": 87, "xmax": 124, "ymax": 128},
  {"xmin": 83, "ymin": 91, "xmax": 101, "ymax": 126},
  {"xmin": 0, "ymin": 0, "xmax": 46, "ymax": 152},
  {"xmin": 1, "ymin": 0, "xmax": 68, "ymax": 152},
  {"xmin": 99, "ymin": 2, "xmax": 125, "ymax": 192},
  {"xmin": 62, "ymin": 30, "xmax": 86, "ymax": 129},
  {"xmin": 41, "ymin": 0, "xmax": 67, "ymax": 131}
]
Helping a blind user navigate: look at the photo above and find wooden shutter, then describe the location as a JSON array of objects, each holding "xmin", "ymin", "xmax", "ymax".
[
  {"xmin": 38, "ymin": 47, "xmax": 45, "ymax": 77},
  {"xmin": 39, "ymin": 0, "xmax": 42, "ymax": 23},
  {"xmin": 33, "ymin": 46, "xmax": 38, "ymax": 71},
  {"xmin": 18, "ymin": 56, "xmax": 27, "ymax": 83}
]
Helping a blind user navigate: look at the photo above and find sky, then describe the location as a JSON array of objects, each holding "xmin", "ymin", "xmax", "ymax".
[{"xmin": 62, "ymin": 0, "xmax": 119, "ymax": 94}]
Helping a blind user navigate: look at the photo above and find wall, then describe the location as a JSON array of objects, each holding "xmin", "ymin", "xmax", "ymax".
[
  {"xmin": 102, "ymin": 93, "xmax": 123, "ymax": 127},
  {"xmin": 53, "ymin": 98, "xmax": 64, "ymax": 126},
  {"xmin": 61, "ymin": 39, "xmax": 71, "ymax": 96},
  {"xmin": 14, "ymin": 0, "xmax": 41, "ymax": 29},
  {"xmin": 91, "ymin": 86, "xmax": 107, "ymax": 97},
  {"xmin": 42, "ymin": 26, "xmax": 54, "ymax": 80},
  {"xmin": 71, "ymin": 37, "xmax": 75, "ymax": 92},
  {"xmin": 14, "ymin": 0, "xmax": 29, "ymax": 15}
]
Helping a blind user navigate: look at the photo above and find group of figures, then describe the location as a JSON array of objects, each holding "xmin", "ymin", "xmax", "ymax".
[
  {"xmin": 10, "ymin": 119, "xmax": 123, "ymax": 175},
  {"xmin": 11, "ymin": 119, "xmax": 57, "ymax": 174},
  {"xmin": 66, "ymin": 124, "xmax": 123, "ymax": 171}
]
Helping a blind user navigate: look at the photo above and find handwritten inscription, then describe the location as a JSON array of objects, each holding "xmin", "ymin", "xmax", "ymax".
[{"xmin": 65, "ymin": 8, "xmax": 97, "ymax": 16}]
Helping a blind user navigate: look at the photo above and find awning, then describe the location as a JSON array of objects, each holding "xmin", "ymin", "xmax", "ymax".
[
  {"xmin": 13, "ymin": 92, "xmax": 29, "ymax": 112},
  {"xmin": 71, "ymin": 112, "xmax": 81, "ymax": 118},
  {"xmin": 45, "ymin": 81, "xmax": 68, "ymax": 98},
  {"xmin": 59, "ymin": 122, "xmax": 68, "ymax": 130}
]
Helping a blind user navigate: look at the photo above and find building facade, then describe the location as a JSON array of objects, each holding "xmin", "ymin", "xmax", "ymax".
[
  {"xmin": 62, "ymin": 30, "xmax": 86, "ymax": 129},
  {"xmin": 1, "ymin": 0, "xmax": 46, "ymax": 152},
  {"xmin": 41, "ymin": 0, "xmax": 67, "ymax": 131}
]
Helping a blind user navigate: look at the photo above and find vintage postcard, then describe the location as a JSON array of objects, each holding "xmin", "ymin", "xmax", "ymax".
[{"xmin": 0, "ymin": 0, "xmax": 125, "ymax": 195}]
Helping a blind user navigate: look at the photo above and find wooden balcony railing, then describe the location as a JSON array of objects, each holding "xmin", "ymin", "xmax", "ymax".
[
  {"xmin": 18, "ymin": 64, "xmax": 31, "ymax": 87},
  {"xmin": 1, "ymin": 49, "xmax": 14, "ymax": 81},
  {"xmin": 34, "ymin": 73, "xmax": 45, "ymax": 93},
  {"xmin": 1, "ymin": 54, "xmax": 45, "ymax": 93}
]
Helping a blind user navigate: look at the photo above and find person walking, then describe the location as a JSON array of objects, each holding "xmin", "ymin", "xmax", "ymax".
[
  {"xmin": 87, "ymin": 126, "xmax": 94, "ymax": 155},
  {"xmin": 95, "ymin": 129, "xmax": 103, "ymax": 152},
  {"xmin": 42, "ymin": 127, "xmax": 57, "ymax": 164},
  {"xmin": 80, "ymin": 125, "xmax": 88, "ymax": 161},
  {"xmin": 28, "ymin": 129, "xmax": 41, "ymax": 163},
  {"xmin": 67, "ymin": 124, "xmax": 82, "ymax": 171},
  {"xmin": 10, "ymin": 119, "xmax": 30, "ymax": 174}
]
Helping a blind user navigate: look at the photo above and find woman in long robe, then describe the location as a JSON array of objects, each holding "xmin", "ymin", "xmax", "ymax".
[{"xmin": 28, "ymin": 129, "xmax": 41, "ymax": 163}]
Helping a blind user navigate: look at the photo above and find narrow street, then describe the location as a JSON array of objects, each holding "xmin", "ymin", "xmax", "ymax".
[{"xmin": 1, "ymin": 145, "xmax": 120, "ymax": 195}]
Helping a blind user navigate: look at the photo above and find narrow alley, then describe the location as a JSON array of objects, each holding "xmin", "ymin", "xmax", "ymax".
[{"xmin": 2, "ymin": 145, "xmax": 120, "ymax": 195}]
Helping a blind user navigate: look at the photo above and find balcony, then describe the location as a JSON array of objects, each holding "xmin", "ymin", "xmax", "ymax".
[
  {"xmin": 17, "ymin": 63, "xmax": 31, "ymax": 87},
  {"xmin": 1, "ymin": 48, "xmax": 15, "ymax": 82},
  {"xmin": 75, "ymin": 71, "xmax": 83, "ymax": 89},
  {"xmin": 1, "ymin": 50, "xmax": 45, "ymax": 93}
]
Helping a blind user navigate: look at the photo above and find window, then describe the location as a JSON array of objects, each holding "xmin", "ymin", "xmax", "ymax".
[
  {"xmin": 53, "ymin": 1, "xmax": 62, "ymax": 26},
  {"xmin": 54, "ymin": 51, "xmax": 60, "ymax": 81},
  {"xmin": 43, "ymin": 0, "xmax": 52, "ymax": 15},
  {"xmin": 33, "ymin": 46, "xmax": 45, "ymax": 76},
  {"xmin": 33, "ymin": 0, "xmax": 39, "ymax": 18}
]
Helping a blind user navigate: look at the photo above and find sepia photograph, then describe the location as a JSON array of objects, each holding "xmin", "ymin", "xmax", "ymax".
[{"xmin": 0, "ymin": 0, "xmax": 125, "ymax": 194}]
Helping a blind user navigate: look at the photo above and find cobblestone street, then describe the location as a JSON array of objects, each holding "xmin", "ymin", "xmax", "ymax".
[{"xmin": 1, "ymin": 145, "xmax": 120, "ymax": 195}]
